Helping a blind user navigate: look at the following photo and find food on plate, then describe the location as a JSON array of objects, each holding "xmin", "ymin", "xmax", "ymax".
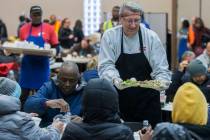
[{"xmin": 122, "ymin": 79, "xmax": 162, "ymax": 90}]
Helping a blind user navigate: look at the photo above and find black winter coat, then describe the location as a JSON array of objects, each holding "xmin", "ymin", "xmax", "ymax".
[
  {"xmin": 61, "ymin": 122, "xmax": 134, "ymax": 140},
  {"xmin": 61, "ymin": 78, "xmax": 134, "ymax": 140}
]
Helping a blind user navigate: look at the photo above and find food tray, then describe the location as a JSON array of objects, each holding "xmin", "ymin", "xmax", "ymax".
[
  {"xmin": 121, "ymin": 79, "xmax": 162, "ymax": 90},
  {"xmin": 62, "ymin": 55, "xmax": 92, "ymax": 64},
  {"xmin": 1, "ymin": 43, "xmax": 54, "ymax": 56}
]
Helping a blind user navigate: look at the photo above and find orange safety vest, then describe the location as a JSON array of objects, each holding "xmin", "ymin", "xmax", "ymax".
[{"xmin": 188, "ymin": 25, "xmax": 195, "ymax": 46}]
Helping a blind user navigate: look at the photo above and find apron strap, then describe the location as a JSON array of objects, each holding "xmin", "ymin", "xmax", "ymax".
[
  {"xmin": 121, "ymin": 29, "xmax": 124, "ymax": 53},
  {"xmin": 138, "ymin": 27, "xmax": 144, "ymax": 53},
  {"xmin": 40, "ymin": 24, "xmax": 43, "ymax": 37},
  {"xmin": 121, "ymin": 27, "xmax": 144, "ymax": 54},
  {"xmin": 28, "ymin": 24, "xmax": 33, "ymax": 36}
]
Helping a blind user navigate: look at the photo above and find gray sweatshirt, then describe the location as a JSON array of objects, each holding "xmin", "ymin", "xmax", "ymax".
[{"xmin": 98, "ymin": 24, "xmax": 171, "ymax": 83}]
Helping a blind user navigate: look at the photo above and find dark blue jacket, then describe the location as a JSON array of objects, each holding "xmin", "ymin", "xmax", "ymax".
[
  {"xmin": 24, "ymin": 79, "xmax": 83, "ymax": 127},
  {"xmin": 82, "ymin": 69, "xmax": 99, "ymax": 82}
]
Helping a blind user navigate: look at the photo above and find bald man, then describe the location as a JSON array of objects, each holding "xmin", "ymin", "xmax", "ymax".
[{"xmin": 24, "ymin": 61, "xmax": 83, "ymax": 127}]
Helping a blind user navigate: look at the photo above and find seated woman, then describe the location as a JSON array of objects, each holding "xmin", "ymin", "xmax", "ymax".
[
  {"xmin": 58, "ymin": 18, "xmax": 75, "ymax": 57},
  {"xmin": 69, "ymin": 38, "xmax": 96, "ymax": 57}
]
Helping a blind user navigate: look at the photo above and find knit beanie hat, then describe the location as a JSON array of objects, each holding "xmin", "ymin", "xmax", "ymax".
[
  {"xmin": 187, "ymin": 59, "xmax": 207, "ymax": 77},
  {"xmin": 152, "ymin": 122, "xmax": 192, "ymax": 140},
  {"xmin": 172, "ymin": 82, "xmax": 208, "ymax": 125},
  {"xmin": 0, "ymin": 77, "xmax": 21, "ymax": 98}
]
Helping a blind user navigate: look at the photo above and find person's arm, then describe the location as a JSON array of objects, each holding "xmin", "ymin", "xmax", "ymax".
[
  {"xmin": 148, "ymin": 31, "xmax": 171, "ymax": 82},
  {"xmin": 165, "ymin": 61, "xmax": 187, "ymax": 101},
  {"xmin": 19, "ymin": 23, "xmax": 28, "ymax": 41},
  {"xmin": 24, "ymin": 80, "xmax": 70, "ymax": 115},
  {"xmin": 98, "ymin": 31, "xmax": 121, "ymax": 83},
  {"xmin": 51, "ymin": 44, "xmax": 60, "ymax": 55},
  {"xmin": 24, "ymin": 82, "xmax": 52, "ymax": 115},
  {"xmin": 19, "ymin": 112, "xmax": 63, "ymax": 140}
]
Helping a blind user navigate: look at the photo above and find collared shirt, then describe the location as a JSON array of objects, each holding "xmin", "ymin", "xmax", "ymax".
[{"xmin": 98, "ymin": 24, "xmax": 171, "ymax": 83}]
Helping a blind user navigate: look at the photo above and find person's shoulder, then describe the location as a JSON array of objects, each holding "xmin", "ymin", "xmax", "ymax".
[
  {"xmin": 114, "ymin": 123, "xmax": 133, "ymax": 131},
  {"xmin": 196, "ymin": 53, "xmax": 206, "ymax": 60},
  {"xmin": 75, "ymin": 85, "xmax": 84, "ymax": 94},
  {"xmin": 141, "ymin": 24, "xmax": 159, "ymax": 38},
  {"xmin": 101, "ymin": 122, "xmax": 133, "ymax": 133},
  {"xmin": 103, "ymin": 123, "xmax": 134, "ymax": 139},
  {"xmin": 104, "ymin": 25, "xmax": 122, "ymax": 36},
  {"xmin": 63, "ymin": 122, "xmax": 91, "ymax": 139},
  {"xmin": 20, "ymin": 23, "xmax": 31, "ymax": 32},
  {"xmin": 44, "ymin": 79, "xmax": 54, "ymax": 85},
  {"xmin": 43, "ymin": 23, "xmax": 54, "ymax": 31},
  {"xmin": 40, "ymin": 79, "xmax": 56, "ymax": 90},
  {"xmin": 102, "ymin": 25, "xmax": 122, "ymax": 43}
]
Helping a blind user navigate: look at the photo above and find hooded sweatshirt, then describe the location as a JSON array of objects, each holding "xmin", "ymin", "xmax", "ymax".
[
  {"xmin": 61, "ymin": 78, "xmax": 134, "ymax": 140},
  {"xmin": 0, "ymin": 95, "xmax": 60, "ymax": 140},
  {"xmin": 172, "ymin": 82, "xmax": 210, "ymax": 140}
]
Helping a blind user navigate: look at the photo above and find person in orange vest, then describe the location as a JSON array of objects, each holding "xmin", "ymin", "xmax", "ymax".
[
  {"xmin": 50, "ymin": 14, "xmax": 61, "ymax": 35},
  {"xmin": 188, "ymin": 17, "xmax": 210, "ymax": 56}
]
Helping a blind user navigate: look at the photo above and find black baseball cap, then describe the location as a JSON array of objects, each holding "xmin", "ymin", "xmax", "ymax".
[{"xmin": 30, "ymin": 5, "xmax": 42, "ymax": 15}]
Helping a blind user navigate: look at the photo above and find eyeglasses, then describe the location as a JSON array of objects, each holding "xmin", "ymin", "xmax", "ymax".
[{"xmin": 123, "ymin": 18, "xmax": 141, "ymax": 25}]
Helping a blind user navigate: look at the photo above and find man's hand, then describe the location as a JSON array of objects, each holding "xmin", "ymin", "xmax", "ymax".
[
  {"xmin": 157, "ymin": 80, "xmax": 172, "ymax": 91},
  {"xmin": 139, "ymin": 126, "xmax": 153, "ymax": 140},
  {"xmin": 52, "ymin": 119, "xmax": 65, "ymax": 133},
  {"xmin": 178, "ymin": 60, "xmax": 188, "ymax": 72},
  {"xmin": 113, "ymin": 78, "xmax": 125, "ymax": 90},
  {"xmin": 113, "ymin": 77, "xmax": 139, "ymax": 90},
  {"xmin": 45, "ymin": 99, "xmax": 69, "ymax": 112}
]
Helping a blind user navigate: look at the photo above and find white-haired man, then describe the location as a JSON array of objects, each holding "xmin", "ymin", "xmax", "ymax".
[{"xmin": 98, "ymin": 1, "xmax": 171, "ymax": 127}]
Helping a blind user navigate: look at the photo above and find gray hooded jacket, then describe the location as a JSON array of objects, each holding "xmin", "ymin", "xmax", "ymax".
[{"xmin": 0, "ymin": 95, "xmax": 60, "ymax": 140}]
